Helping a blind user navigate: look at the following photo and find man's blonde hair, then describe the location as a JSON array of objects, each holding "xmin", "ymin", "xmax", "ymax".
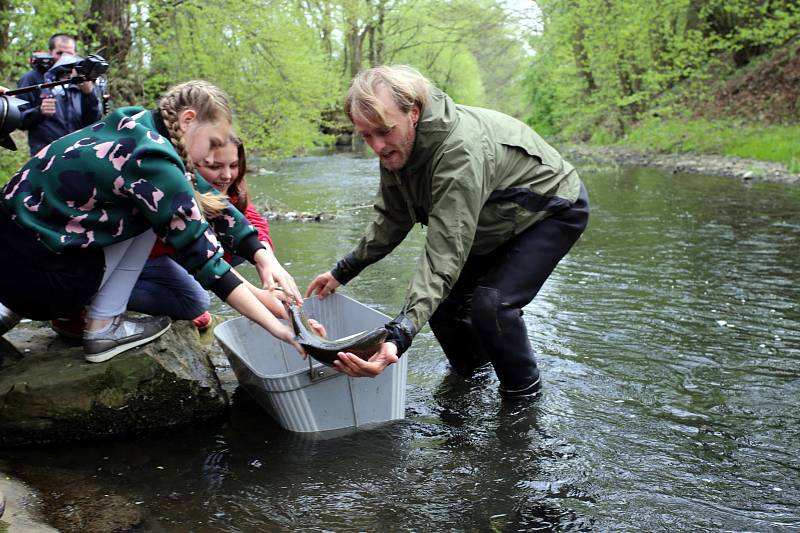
[{"xmin": 345, "ymin": 65, "xmax": 432, "ymax": 128}]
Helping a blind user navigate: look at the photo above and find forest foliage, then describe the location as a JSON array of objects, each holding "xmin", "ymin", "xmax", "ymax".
[
  {"xmin": 527, "ymin": 0, "xmax": 800, "ymax": 141},
  {"xmin": 1, "ymin": 0, "xmax": 798, "ymax": 164},
  {"xmin": 1, "ymin": 0, "xmax": 531, "ymax": 157}
]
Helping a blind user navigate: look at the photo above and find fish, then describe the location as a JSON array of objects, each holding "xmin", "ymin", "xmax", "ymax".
[{"xmin": 285, "ymin": 303, "xmax": 388, "ymax": 367}]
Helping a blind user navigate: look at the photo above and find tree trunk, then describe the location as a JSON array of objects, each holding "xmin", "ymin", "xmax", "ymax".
[
  {"xmin": 82, "ymin": 0, "xmax": 134, "ymax": 105},
  {"xmin": 347, "ymin": 21, "xmax": 370, "ymax": 78},
  {"xmin": 372, "ymin": 0, "xmax": 387, "ymax": 66},
  {"xmin": 572, "ymin": 22, "xmax": 597, "ymax": 94}
]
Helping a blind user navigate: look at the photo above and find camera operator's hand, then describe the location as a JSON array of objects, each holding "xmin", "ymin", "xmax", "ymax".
[
  {"xmin": 0, "ymin": 86, "xmax": 7, "ymax": 93},
  {"xmin": 79, "ymin": 79, "xmax": 95, "ymax": 95},
  {"xmin": 40, "ymin": 97, "xmax": 56, "ymax": 117}
]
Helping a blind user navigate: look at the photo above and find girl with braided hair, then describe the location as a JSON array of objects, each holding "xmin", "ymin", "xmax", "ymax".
[
  {"xmin": 125, "ymin": 133, "xmax": 297, "ymax": 331},
  {"xmin": 0, "ymin": 80, "xmax": 309, "ymax": 362}
]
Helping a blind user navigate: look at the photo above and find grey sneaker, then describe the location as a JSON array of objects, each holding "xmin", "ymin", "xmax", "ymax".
[
  {"xmin": 83, "ymin": 314, "xmax": 171, "ymax": 363},
  {"xmin": 0, "ymin": 302, "xmax": 21, "ymax": 336}
]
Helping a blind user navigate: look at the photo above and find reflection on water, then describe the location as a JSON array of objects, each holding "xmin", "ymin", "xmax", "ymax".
[{"xmin": 4, "ymin": 153, "xmax": 799, "ymax": 531}]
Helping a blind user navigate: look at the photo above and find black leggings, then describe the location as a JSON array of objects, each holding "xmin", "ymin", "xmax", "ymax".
[
  {"xmin": 428, "ymin": 183, "xmax": 590, "ymax": 391},
  {"xmin": 0, "ymin": 206, "xmax": 104, "ymax": 320}
]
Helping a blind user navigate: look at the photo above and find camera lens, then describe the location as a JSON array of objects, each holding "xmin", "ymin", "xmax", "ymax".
[{"xmin": 1, "ymin": 95, "xmax": 24, "ymax": 150}]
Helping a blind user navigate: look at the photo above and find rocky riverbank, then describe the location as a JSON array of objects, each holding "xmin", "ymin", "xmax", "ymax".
[
  {"xmin": 559, "ymin": 143, "xmax": 800, "ymax": 185},
  {"xmin": 0, "ymin": 317, "xmax": 239, "ymax": 531},
  {"xmin": 0, "ymin": 475, "xmax": 58, "ymax": 532},
  {"xmin": 0, "ymin": 320, "xmax": 229, "ymax": 447}
]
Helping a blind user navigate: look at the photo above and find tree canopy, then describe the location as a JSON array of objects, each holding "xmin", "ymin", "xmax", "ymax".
[
  {"xmin": 2, "ymin": 0, "xmax": 797, "ymax": 158},
  {"xmin": 1, "ymin": 0, "xmax": 531, "ymax": 156},
  {"xmin": 526, "ymin": 0, "xmax": 800, "ymax": 141}
]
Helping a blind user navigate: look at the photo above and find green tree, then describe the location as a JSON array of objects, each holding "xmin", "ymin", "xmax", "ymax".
[
  {"xmin": 1, "ymin": 0, "xmax": 537, "ymax": 162},
  {"xmin": 526, "ymin": 0, "xmax": 800, "ymax": 141},
  {"xmin": 137, "ymin": 0, "xmax": 339, "ymax": 154}
]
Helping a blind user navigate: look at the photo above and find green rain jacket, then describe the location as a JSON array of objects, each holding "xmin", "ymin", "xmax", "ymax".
[{"xmin": 332, "ymin": 89, "xmax": 581, "ymax": 351}]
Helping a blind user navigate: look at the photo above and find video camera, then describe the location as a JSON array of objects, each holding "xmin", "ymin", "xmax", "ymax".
[
  {"xmin": 30, "ymin": 52, "xmax": 54, "ymax": 74},
  {"xmin": 50, "ymin": 54, "xmax": 110, "ymax": 83},
  {"xmin": 1, "ymin": 53, "xmax": 108, "ymax": 151}
]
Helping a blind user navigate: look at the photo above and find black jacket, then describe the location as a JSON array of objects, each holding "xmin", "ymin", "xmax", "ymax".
[{"xmin": 17, "ymin": 68, "xmax": 102, "ymax": 155}]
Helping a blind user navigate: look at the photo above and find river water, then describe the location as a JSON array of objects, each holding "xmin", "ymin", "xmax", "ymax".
[{"xmin": 4, "ymin": 151, "xmax": 800, "ymax": 531}]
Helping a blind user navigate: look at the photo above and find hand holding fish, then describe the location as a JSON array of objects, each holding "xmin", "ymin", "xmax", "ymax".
[
  {"xmin": 254, "ymin": 247, "xmax": 302, "ymax": 305},
  {"xmin": 305, "ymin": 271, "xmax": 341, "ymax": 299},
  {"xmin": 333, "ymin": 342, "xmax": 399, "ymax": 378},
  {"xmin": 225, "ymin": 284, "xmax": 306, "ymax": 356}
]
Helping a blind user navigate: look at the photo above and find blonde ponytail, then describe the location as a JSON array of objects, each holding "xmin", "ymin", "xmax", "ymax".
[{"xmin": 158, "ymin": 80, "xmax": 232, "ymax": 218}]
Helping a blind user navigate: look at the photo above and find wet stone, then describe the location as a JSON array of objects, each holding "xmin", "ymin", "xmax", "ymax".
[{"xmin": 0, "ymin": 320, "xmax": 230, "ymax": 447}]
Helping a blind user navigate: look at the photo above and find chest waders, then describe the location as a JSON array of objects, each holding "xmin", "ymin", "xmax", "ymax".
[{"xmin": 428, "ymin": 184, "xmax": 590, "ymax": 399}]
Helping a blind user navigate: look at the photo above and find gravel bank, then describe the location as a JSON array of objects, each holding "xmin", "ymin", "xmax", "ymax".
[{"xmin": 560, "ymin": 144, "xmax": 800, "ymax": 185}]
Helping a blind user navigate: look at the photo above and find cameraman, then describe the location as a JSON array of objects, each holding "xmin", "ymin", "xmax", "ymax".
[{"xmin": 16, "ymin": 33, "xmax": 101, "ymax": 155}]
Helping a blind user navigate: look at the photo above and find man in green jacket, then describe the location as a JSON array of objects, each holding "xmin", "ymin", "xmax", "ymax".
[{"xmin": 307, "ymin": 65, "xmax": 589, "ymax": 398}]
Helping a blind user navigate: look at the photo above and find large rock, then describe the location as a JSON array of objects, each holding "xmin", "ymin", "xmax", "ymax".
[{"xmin": 0, "ymin": 320, "xmax": 229, "ymax": 447}]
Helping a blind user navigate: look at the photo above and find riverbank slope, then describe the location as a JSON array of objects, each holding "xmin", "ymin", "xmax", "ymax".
[{"xmin": 560, "ymin": 143, "xmax": 800, "ymax": 185}]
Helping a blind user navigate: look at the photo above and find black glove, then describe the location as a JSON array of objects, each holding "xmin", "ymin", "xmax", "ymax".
[{"xmin": 384, "ymin": 313, "xmax": 416, "ymax": 356}]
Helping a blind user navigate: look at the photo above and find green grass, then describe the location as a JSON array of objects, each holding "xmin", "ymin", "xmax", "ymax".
[
  {"xmin": 0, "ymin": 131, "xmax": 29, "ymax": 184},
  {"xmin": 0, "ymin": 519, "xmax": 8, "ymax": 533},
  {"xmin": 619, "ymin": 117, "xmax": 800, "ymax": 170}
]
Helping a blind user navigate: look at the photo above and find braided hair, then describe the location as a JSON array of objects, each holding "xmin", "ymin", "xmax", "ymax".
[{"xmin": 158, "ymin": 80, "xmax": 232, "ymax": 218}]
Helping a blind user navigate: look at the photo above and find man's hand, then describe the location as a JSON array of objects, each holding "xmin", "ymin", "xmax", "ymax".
[
  {"xmin": 305, "ymin": 271, "xmax": 341, "ymax": 299},
  {"xmin": 79, "ymin": 79, "xmax": 95, "ymax": 95},
  {"xmin": 332, "ymin": 342, "xmax": 398, "ymax": 377},
  {"xmin": 306, "ymin": 318, "xmax": 327, "ymax": 338},
  {"xmin": 40, "ymin": 97, "xmax": 56, "ymax": 116}
]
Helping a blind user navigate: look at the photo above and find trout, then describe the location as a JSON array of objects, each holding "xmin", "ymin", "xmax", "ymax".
[{"xmin": 285, "ymin": 303, "xmax": 387, "ymax": 367}]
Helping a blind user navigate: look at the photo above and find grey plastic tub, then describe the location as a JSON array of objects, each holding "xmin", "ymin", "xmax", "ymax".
[{"xmin": 214, "ymin": 293, "xmax": 407, "ymax": 433}]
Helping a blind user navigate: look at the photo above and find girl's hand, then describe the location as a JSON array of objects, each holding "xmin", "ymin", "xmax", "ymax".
[
  {"xmin": 249, "ymin": 286, "xmax": 288, "ymax": 318},
  {"xmin": 254, "ymin": 247, "xmax": 302, "ymax": 305},
  {"xmin": 276, "ymin": 323, "xmax": 306, "ymax": 358},
  {"xmin": 267, "ymin": 254, "xmax": 302, "ymax": 305},
  {"xmin": 224, "ymin": 284, "xmax": 303, "ymax": 356}
]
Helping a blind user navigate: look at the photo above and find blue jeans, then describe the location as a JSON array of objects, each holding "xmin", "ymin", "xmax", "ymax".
[{"xmin": 128, "ymin": 256, "xmax": 210, "ymax": 320}]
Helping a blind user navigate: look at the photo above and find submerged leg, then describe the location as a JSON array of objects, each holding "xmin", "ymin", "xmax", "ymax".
[
  {"xmin": 471, "ymin": 185, "xmax": 590, "ymax": 398},
  {"xmin": 429, "ymin": 294, "xmax": 491, "ymax": 377}
]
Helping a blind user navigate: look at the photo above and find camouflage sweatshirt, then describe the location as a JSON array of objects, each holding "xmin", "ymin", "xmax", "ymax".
[{"xmin": 0, "ymin": 106, "xmax": 263, "ymax": 299}]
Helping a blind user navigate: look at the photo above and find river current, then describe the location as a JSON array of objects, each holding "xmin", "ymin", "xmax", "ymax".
[{"xmin": 4, "ymin": 151, "xmax": 799, "ymax": 531}]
